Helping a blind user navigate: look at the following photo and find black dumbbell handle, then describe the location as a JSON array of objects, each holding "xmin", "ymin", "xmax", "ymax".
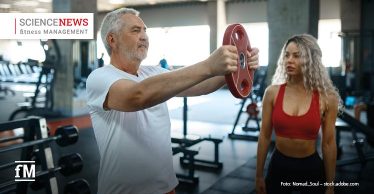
[
  {"xmin": 0, "ymin": 134, "xmax": 23, "ymax": 144},
  {"xmin": 0, "ymin": 150, "xmax": 40, "ymax": 171},
  {"xmin": 0, "ymin": 153, "xmax": 82, "ymax": 191},
  {"xmin": 0, "ymin": 178, "xmax": 15, "ymax": 191},
  {"xmin": 34, "ymin": 166, "xmax": 63, "ymax": 177},
  {"xmin": 0, "ymin": 166, "xmax": 62, "ymax": 191},
  {"xmin": 0, "ymin": 185, "xmax": 16, "ymax": 194},
  {"xmin": 0, "ymin": 162, "xmax": 17, "ymax": 171},
  {"xmin": 0, "ymin": 135, "xmax": 61, "ymax": 154},
  {"xmin": 34, "ymin": 153, "xmax": 83, "ymax": 179}
]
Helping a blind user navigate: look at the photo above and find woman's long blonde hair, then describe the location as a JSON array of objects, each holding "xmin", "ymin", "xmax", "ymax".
[{"xmin": 271, "ymin": 34, "xmax": 342, "ymax": 111}]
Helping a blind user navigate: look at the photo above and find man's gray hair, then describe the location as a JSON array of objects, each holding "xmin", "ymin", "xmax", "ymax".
[{"xmin": 100, "ymin": 8, "xmax": 140, "ymax": 55}]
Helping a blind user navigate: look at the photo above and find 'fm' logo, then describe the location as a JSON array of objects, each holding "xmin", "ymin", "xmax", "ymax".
[{"xmin": 14, "ymin": 161, "xmax": 35, "ymax": 182}]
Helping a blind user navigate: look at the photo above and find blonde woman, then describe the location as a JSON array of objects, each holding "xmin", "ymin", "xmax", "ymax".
[{"xmin": 255, "ymin": 34, "xmax": 341, "ymax": 194}]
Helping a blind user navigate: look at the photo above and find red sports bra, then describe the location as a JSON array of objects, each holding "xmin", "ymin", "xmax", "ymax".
[{"xmin": 272, "ymin": 83, "xmax": 321, "ymax": 140}]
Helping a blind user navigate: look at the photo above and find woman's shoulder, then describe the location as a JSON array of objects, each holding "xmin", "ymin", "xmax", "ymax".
[
  {"xmin": 320, "ymin": 91, "xmax": 340, "ymax": 113},
  {"xmin": 265, "ymin": 84, "xmax": 282, "ymax": 95},
  {"xmin": 263, "ymin": 84, "xmax": 283, "ymax": 101},
  {"xmin": 320, "ymin": 90, "xmax": 339, "ymax": 103},
  {"xmin": 326, "ymin": 91, "xmax": 340, "ymax": 107}
]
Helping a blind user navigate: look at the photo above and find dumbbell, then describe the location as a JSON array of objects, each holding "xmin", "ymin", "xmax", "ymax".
[
  {"xmin": 30, "ymin": 153, "xmax": 83, "ymax": 190},
  {"xmin": 64, "ymin": 179, "xmax": 91, "ymax": 194},
  {"xmin": 0, "ymin": 125, "xmax": 79, "ymax": 154}
]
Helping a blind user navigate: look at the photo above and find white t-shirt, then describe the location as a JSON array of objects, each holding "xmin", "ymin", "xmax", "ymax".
[{"xmin": 86, "ymin": 65, "xmax": 178, "ymax": 194}]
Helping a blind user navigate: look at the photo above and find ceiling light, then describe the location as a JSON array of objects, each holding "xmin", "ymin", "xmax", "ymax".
[
  {"xmin": 34, "ymin": 8, "xmax": 48, "ymax": 13},
  {"xmin": 38, "ymin": 0, "xmax": 52, "ymax": 3},
  {"xmin": 0, "ymin": 4, "xmax": 11, "ymax": 9},
  {"xmin": 109, "ymin": 0, "xmax": 126, "ymax": 4},
  {"xmin": 14, "ymin": 1, "xmax": 39, "ymax": 7}
]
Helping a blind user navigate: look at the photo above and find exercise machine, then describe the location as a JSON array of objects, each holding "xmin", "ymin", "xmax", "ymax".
[
  {"xmin": 336, "ymin": 111, "xmax": 374, "ymax": 167},
  {"xmin": 9, "ymin": 40, "xmax": 61, "ymax": 121},
  {"xmin": 228, "ymin": 67, "xmax": 267, "ymax": 140}
]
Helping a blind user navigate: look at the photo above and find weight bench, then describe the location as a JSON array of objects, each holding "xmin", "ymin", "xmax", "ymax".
[
  {"xmin": 171, "ymin": 97, "xmax": 223, "ymax": 182},
  {"xmin": 172, "ymin": 134, "xmax": 223, "ymax": 170},
  {"xmin": 172, "ymin": 146, "xmax": 199, "ymax": 184}
]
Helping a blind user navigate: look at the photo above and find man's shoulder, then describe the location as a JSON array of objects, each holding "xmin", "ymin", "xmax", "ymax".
[
  {"xmin": 89, "ymin": 65, "xmax": 110, "ymax": 73},
  {"xmin": 140, "ymin": 65, "xmax": 168, "ymax": 75},
  {"xmin": 140, "ymin": 65, "xmax": 161, "ymax": 71},
  {"xmin": 88, "ymin": 65, "xmax": 118, "ymax": 79},
  {"xmin": 86, "ymin": 66, "xmax": 120, "ymax": 87}
]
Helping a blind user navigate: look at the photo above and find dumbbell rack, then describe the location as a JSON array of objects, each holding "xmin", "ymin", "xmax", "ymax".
[
  {"xmin": 0, "ymin": 117, "xmax": 88, "ymax": 194},
  {"xmin": 0, "ymin": 117, "xmax": 58, "ymax": 193}
]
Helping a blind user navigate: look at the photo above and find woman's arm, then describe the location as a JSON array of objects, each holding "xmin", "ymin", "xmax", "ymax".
[
  {"xmin": 255, "ymin": 85, "xmax": 276, "ymax": 194},
  {"xmin": 321, "ymin": 93, "xmax": 339, "ymax": 194}
]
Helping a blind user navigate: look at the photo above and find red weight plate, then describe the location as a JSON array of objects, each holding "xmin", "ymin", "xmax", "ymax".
[{"xmin": 223, "ymin": 24, "xmax": 254, "ymax": 98}]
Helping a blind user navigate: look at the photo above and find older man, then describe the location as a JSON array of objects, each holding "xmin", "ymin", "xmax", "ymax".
[{"xmin": 86, "ymin": 8, "xmax": 259, "ymax": 194}]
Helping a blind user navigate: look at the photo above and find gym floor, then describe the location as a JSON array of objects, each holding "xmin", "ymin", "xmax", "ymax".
[{"xmin": 1, "ymin": 82, "xmax": 374, "ymax": 194}]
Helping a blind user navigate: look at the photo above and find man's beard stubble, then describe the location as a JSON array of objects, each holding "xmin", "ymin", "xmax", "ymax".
[{"xmin": 121, "ymin": 44, "xmax": 147, "ymax": 61}]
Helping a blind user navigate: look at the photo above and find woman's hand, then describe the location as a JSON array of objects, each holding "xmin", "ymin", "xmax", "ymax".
[
  {"xmin": 325, "ymin": 186, "xmax": 334, "ymax": 194},
  {"xmin": 255, "ymin": 176, "xmax": 267, "ymax": 194}
]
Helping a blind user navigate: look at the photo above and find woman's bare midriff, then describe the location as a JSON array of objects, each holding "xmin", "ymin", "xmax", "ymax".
[{"xmin": 275, "ymin": 136, "xmax": 317, "ymax": 158}]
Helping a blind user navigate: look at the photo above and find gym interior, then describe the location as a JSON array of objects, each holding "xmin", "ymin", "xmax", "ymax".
[{"xmin": 1, "ymin": 0, "xmax": 374, "ymax": 193}]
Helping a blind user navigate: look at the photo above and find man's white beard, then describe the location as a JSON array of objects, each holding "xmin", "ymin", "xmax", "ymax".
[{"xmin": 123, "ymin": 46, "xmax": 147, "ymax": 61}]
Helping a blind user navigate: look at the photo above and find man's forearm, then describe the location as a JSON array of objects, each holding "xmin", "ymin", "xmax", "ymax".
[
  {"xmin": 177, "ymin": 76, "xmax": 226, "ymax": 97},
  {"xmin": 136, "ymin": 61, "xmax": 214, "ymax": 108}
]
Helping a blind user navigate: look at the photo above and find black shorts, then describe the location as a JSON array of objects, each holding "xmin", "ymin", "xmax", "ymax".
[{"xmin": 265, "ymin": 148, "xmax": 326, "ymax": 194}]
